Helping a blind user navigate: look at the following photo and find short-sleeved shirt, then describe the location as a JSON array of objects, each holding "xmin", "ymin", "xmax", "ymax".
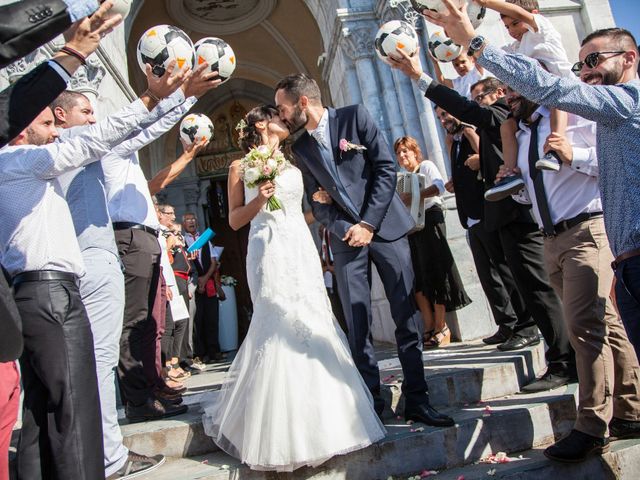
[
  {"xmin": 416, "ymin": 160, "xmax": 445, "ymax": 212},
  {"xmin": 503, "ymin": 13, "xmax": 573, "ymax": 78}
]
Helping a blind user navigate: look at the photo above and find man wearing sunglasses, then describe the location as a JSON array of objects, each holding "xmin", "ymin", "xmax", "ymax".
[{"xmin": 424, "ymin": 0, "xmax": 640, "ymax": 382}]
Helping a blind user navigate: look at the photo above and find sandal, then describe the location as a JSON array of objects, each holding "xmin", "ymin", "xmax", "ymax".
[
  {"xmin": 423, "ymin": 329, "xmax": 435, "ymax": 344},
  {"xmin": 424, "ymin": 326, "xmax": 451, "ymax": 349}
]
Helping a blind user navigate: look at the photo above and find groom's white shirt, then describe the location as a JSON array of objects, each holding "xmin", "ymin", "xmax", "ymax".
[{"xmin": 307, "ymin": 108, "xmax": 331, "ymax": 154}]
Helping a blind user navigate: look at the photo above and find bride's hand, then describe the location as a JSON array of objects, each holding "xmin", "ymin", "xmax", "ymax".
[
  {"xmin": 257, "ymin": 181, "xmax": 276, "ymax": 205},
  {"xmin": 312, "ymin": 188, "xmax": 332, "ymax": 205}
]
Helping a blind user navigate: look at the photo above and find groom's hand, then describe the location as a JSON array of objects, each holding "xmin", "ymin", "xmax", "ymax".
[{"xmin": 343, "ymin": 222, "xmax": 374, "ymax": 248}]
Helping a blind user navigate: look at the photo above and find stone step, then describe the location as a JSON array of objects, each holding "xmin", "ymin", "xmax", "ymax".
[
  {"xmin": 131, "ymin": 386, "xmax": 579, "ymax": 479},
  {"xmin": 120, "ymin": 341, "xmax": 547, "ymax": 459},
  {"xmin": 418, "ymin": 438, "xmax": 640, "ymax": 480}
]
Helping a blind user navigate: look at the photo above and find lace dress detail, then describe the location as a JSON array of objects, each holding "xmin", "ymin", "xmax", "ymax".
[{"xmin": 201, "ymin": 165, "xmax": 386, "ymax": 472}]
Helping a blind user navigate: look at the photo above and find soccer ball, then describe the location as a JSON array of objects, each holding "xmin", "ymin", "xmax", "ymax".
[
  {"xmin": 466, "ymin": 1, "xmax": 487, "ymax": 28},
  {"xmin": 105, "ymin": 0, "xmax": 132, "ymax": 19},
  {"xmin": 428, "ymin": 31, "xmax": 462, "ymax": 62},
  {"xmin": 410, "ymin": 0, "xmax": 486, "ymax": 27},
  {"xmin": 409, "ymin": 0, "xmax": 464, "ymax": 14},
  {"xmin": 374, "ymin": 21, "xmax": 419, "ymax": 64},
  {"xmin": 179, "ymin": 114, "xmax": 214, "ymax": 146},
  {"xmin": 194, "ymin": 37, "xmax": 236, "ymax": 84},
  {"xmin": 136, "ymin": 25, "xmax": 195, "ymax": 76}
]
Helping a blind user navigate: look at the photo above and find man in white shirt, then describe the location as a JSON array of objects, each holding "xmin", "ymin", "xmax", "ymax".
[
  {"xmin": 505, "ymin": 87, "xmax": 640, "ymax": 462},
  {"xmin": 101, "ymin": 70, "xmax": 220, "ymax": 423},
  {"xmin": 0, "ymin": 67, "xmax": 182, "ymax": 479}
]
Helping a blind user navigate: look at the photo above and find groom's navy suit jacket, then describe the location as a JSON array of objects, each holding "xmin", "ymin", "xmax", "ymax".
[{"xmin": 292, "ymin": 105, "xmax": 414, "ymax": 246}]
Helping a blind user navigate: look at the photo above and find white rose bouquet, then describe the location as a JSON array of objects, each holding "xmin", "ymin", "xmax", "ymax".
[{"xmin": 239, "ymin": 145, "xmax": 289, "ymax": 211}]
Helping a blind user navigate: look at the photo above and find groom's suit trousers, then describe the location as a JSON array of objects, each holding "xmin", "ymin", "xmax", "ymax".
[{"xmin": 332, "ymin": 236, "xmax": 429, "ymax": 407}]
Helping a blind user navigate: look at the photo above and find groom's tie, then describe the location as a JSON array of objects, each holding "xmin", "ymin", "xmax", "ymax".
[{"xmin": 311, "ymin": 130, "xmax": 359, "ymax": 218}]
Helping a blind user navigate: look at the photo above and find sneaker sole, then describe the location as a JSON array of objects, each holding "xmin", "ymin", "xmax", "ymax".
[
  {"xmin": 484, "ymin": 181, "xmax": 526, "ymax": 202},
  {"xmin": 535, "ymin": 160, "xmax": 561, "ymax": 171},
  {"xmin": 117, "ymin": 456, "xmax": 167, "ymax": 480},
  {"xmin": 543, "ymin": 443, "xmax": 610, "ymax": 463}
]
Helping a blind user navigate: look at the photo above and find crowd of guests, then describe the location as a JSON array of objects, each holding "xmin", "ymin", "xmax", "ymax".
[
  {"xmin": 1, "ymin": 0, "xmax": 640, "ymax": 478},
  {"xmin": 0, "ymin": 2, "xmax": 229, "ymax": 479},
  {"xmin": 387, "ymin": 0, "xmax": 640, "ymax": 465}
]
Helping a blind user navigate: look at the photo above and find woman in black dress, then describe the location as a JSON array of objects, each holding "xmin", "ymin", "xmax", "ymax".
[{"xmin": 394, "ymin": 136, "xmax": 471, "ymax": 348}]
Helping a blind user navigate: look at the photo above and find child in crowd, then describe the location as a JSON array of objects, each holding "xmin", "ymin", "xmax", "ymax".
[
  {"xmin": 429, "ymin": 49, "xmax": 489, "ymax": 99},
  {"xmin": 480, "ymin": 0, "xmax": 574, "ymax": 201}
]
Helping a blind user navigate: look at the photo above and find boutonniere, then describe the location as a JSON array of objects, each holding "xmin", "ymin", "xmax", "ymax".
[{"xmin": 339, "ymin": 138, "xmax": 367, "ymax": 158}]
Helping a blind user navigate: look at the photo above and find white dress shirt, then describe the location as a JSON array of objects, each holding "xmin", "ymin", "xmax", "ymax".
[
  {"xmin": 184, "ymin": 232, "xmax": 218, "ymax": 268},
  {"xmin": 503, "ymin": 14, "xmax": 573, "ymax": 79},
  {"xmin": 416, "ymin": 160, "xmax": 445, "ymax": 212},
  {"xmin": 514, "ymin": 106, "xmax": 601, "ymax": 229},
  {"xmin": 452, "ymin": 66, "xmax": 490, "ymax": 100},
  {"xmin": 0, "ymin": 99, "xmax": 151, "ymax": 277},
  {"xmin": 103, "ymin": 90, "xmax": 197, "ymax": 228}
]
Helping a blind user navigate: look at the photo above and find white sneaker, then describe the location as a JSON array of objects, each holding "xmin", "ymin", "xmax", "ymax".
[
  {"xmin": 535, "ymin": 152, "xmax": 561, "ymax": 171},
  {"xmin": 191, "ymin": 357, "xmax": 207, "ymax": 371},
  {"xmin": 107, "ymin": 452, "xmax": 165, "ymax": 479}
]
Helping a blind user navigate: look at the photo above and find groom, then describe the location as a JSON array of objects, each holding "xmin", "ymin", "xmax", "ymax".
[{"xmin": 275, "ymin": 74, "xmax": 454, "ymax": 427}]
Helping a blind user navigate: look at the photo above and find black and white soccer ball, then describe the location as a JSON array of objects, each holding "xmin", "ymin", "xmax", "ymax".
[
  {"xmin": 466, "ymin": 1, "xmax": 487, "ymax": 28},
  {"xmin": 136, "ymin": 24, "xmax": 195, "ymax": 76},
  {"xmin": 428, "ymin": 31, "xmax": 462, "ymax": 62},
  {"xmin": 179, "ymin": 114, "xmax": 214, "ymax": 146},
  {"xmin": 410, "ymin": 0, "xmax": 464, "ymax": 14},
  {"xmin": 375, "ymin": 20, "xmax": 419, "ymax": 64},
  {"xmin": 194, "ymin": 37, "xmax": 236, "ymax": 84}
]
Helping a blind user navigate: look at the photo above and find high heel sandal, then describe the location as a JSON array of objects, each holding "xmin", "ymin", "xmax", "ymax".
[
  {"xmin": 423, "ymin": 329, "xmax": 435, "ymax": 344},
  {"xmin": 424, "ymin": 326, "xmax": 451, "ymax": 349}
]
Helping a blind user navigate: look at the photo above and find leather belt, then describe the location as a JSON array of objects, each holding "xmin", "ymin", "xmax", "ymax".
[
  {"xmin": 542, "ymin": 211, "xmax": 603, "ymax": 238},
  {"xmin": 611, "ymin": 248, "xmax": 640, "ymax": 271},
  {"xmin": 113, "ymin": 222, "xmax": 158, "ymax": 237},
  {"xmin": 174, "ymin": 271, "xmax": 190, "ymax": 281},
  {"xmin": 13, "ymin": 270, "xmax": 77, "ymax": 287}
]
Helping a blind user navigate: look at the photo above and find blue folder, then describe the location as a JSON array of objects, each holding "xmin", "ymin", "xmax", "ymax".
[{"xmin": 187, "ymin": 227, "xmax": 216, "ymax": 253}]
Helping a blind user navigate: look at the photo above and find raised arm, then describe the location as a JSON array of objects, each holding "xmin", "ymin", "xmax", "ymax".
[
  {"xmin": 475, "ymin": 0, "xmax": 537, "ymax": 30},
  {"xmin": 148, "ymin": 138, "xmax": 208, "ymax": 195}
]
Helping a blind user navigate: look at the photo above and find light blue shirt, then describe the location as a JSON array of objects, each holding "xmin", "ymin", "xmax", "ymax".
[
  {"xmin": 478, "ymin": 44, "xmax": 640, "ymax": 257},
  {"xmin": 62, "ymin": 0, "xmax": 99, "ymax": 21}
]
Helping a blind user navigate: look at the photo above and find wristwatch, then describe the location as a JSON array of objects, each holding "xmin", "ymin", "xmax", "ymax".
[{"xmin": 467, "ymin": 35, "xmax": 486, "ymax": 57}]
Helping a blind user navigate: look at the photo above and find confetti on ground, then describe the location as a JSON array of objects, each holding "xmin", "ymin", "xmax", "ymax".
[
  {"xmin": 420, "ymin": 470, "xmax": 438, "ymax": 477},
  {"xmin": 220, "ymin": 464, "xmax": 228, "ymax": 469},
  {"xmin": 382, "ymin": 374, "xmax": 396, "ymax": 383},
  {"xmin": 406, "ymin": 420, "xmax": 415, "ymax": 425},
  {"xmin": 457, "ymin": 475, "xmax": 465, "ymax": 480},
  {"xmin": 487, "ymin": 468, "xmax": 496, "ymax": 476},
  {"xmin": 479, "ymin": 452, "xmax": 517, "ymax": 464},
  {"xmin": 483, "ymin": 405, "xmax": 493, "ymax": 417}
]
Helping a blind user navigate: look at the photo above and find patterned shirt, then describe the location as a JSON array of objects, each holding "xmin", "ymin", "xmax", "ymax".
[{"xmin": 478, "ymin": 44, "xmax": 640, "ymax": 258}]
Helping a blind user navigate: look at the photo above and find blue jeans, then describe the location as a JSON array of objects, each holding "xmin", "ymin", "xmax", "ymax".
[{"xmin": 614, "ymin": 254, "xmax": 640, "ymax": 362}]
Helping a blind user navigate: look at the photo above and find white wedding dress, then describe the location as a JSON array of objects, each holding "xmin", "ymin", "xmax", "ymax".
[{"xmin": 201, "ymin": 164, "xmax": 386, "ymax": 472}]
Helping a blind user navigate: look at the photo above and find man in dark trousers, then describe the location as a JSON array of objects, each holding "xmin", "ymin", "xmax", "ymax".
[
  {"xmin": 275, "ymin": 73, "xmax": 453, "ymax": 427},
  {"xmin": 436, "ymin": 105, "xmax": 531, "ymax": 346},
  {"xmin": 390, "ymin": 54, "xmax": 575, "ymax": 392}
]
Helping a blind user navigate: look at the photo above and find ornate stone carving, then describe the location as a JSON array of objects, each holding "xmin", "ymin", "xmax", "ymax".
[
  {"xmin": 341, "ymin": 25, "xmax": 377, "ymax": 61},
  {"xmin": 183, "ymin": 186, "xmax": 201, "ymax": 205}
]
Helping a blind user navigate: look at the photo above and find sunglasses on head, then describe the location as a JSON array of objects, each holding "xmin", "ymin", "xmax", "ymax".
[{"xmin": 571, "ymin": 51, "xmax": 626, "ymax": 75}]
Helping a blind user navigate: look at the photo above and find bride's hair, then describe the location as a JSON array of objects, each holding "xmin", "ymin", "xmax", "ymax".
[{"xmin": 237, "ymin": 105, "xmax": 279, "ymax": 153}]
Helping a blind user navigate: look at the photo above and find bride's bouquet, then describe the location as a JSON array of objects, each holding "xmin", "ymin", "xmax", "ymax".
[{"xmin": 239, "ymin": 145, "xmax": 288, "ymax": 211}]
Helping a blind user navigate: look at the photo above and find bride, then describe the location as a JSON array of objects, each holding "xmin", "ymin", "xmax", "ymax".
[{"xmin": 200, "ymin": 105, "xmax": 386, "ymax": 472}]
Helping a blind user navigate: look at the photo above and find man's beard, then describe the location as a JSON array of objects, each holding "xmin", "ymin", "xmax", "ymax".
[
  {"xmin": 582, "ymin": 65, "xmax": 623, "ymax": 86},
  {"xmin": 445, "ymin": 120, "xmax": 462, "ymax": 135},
  {"xmin": 25, "ymin": 127, "xmax": 53, "ymax": 146},
  {"xmin": 285, "ymin": 105, "xmax": 308, "ymax": 134}
]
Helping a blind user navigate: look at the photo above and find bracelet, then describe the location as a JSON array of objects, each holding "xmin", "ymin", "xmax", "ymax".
[
  {"xmin": 143, "ymin": 89, "xmax": 161, "ymax": 103},
  {"xmin": 59, "ymin": 46, "xmax": 87, "ymax": 65}
]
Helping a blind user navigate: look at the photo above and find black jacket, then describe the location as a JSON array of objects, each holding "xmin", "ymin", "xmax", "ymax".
[
  {"xmin": 0, "ymin": 0, "xmax": 73, "ymax": 68},
  {"xmin": 424, "ymin": 82, "xmax": 534, "ymax": 231},
  {"xmin": 449, "ymin": 133, "xmax": 484, "ymax": 229}
]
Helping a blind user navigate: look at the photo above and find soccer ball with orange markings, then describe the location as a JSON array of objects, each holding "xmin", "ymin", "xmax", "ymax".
[
  {"xmin": 179, "ymin": 114, "xmax": 214, "ymax": 146},
  {"xmin": 194, "ymin": 37, "xmax": 236, "ymax": 84},
  {"xmin": 428, "ymin": 31, "xmax": 462, "ymax": 63},
  {"xmin": 374, "ymin": 20, "xmax": 419, "ymax": 65},
  {"xmin": 136, "ymin": 25, "xmax": 195, "ymax": 77}
]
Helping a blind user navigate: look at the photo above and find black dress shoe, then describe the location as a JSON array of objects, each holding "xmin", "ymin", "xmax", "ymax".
[
  {"xmin": 609, "ymin": 417, "xmax": 640, "ymax": 441},
  {"xmin": 482, "ymin": 329, "xmax": 512, "ymax": 345},
  {"xmin": 158, "ymin": 383, "xmax": 187, "ymax": 395},
  {"xmin": 155, "ymin": 391, "xmax": 183, "ymax": 406},
  {"xmin": 520, "ymin": 369, "xmax": 572, "ymax": 393},
  {"xmin": 544, "ymin": 429, "xmax": 609, "ymax": 463},
  {"xmin": 497, "ymin": 334, "xmax": 540, "ymax": 351},
  {"xmin": 125, "ymin": 398, "xmax": 188, "ymax": 423},
  {"xmin": 405, "ymin": 403, "xmax": 455, "ymax": 428}
]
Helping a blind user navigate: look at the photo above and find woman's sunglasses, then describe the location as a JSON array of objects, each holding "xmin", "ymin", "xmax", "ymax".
[{"xmin": 571, "ymin": 51, "xmax": 626, "ymax": 75}]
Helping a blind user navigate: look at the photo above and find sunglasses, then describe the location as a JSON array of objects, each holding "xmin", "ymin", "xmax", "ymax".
[{"xmin": 571, "ymin": 51, "xmax": 626, "ymax": 75}]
